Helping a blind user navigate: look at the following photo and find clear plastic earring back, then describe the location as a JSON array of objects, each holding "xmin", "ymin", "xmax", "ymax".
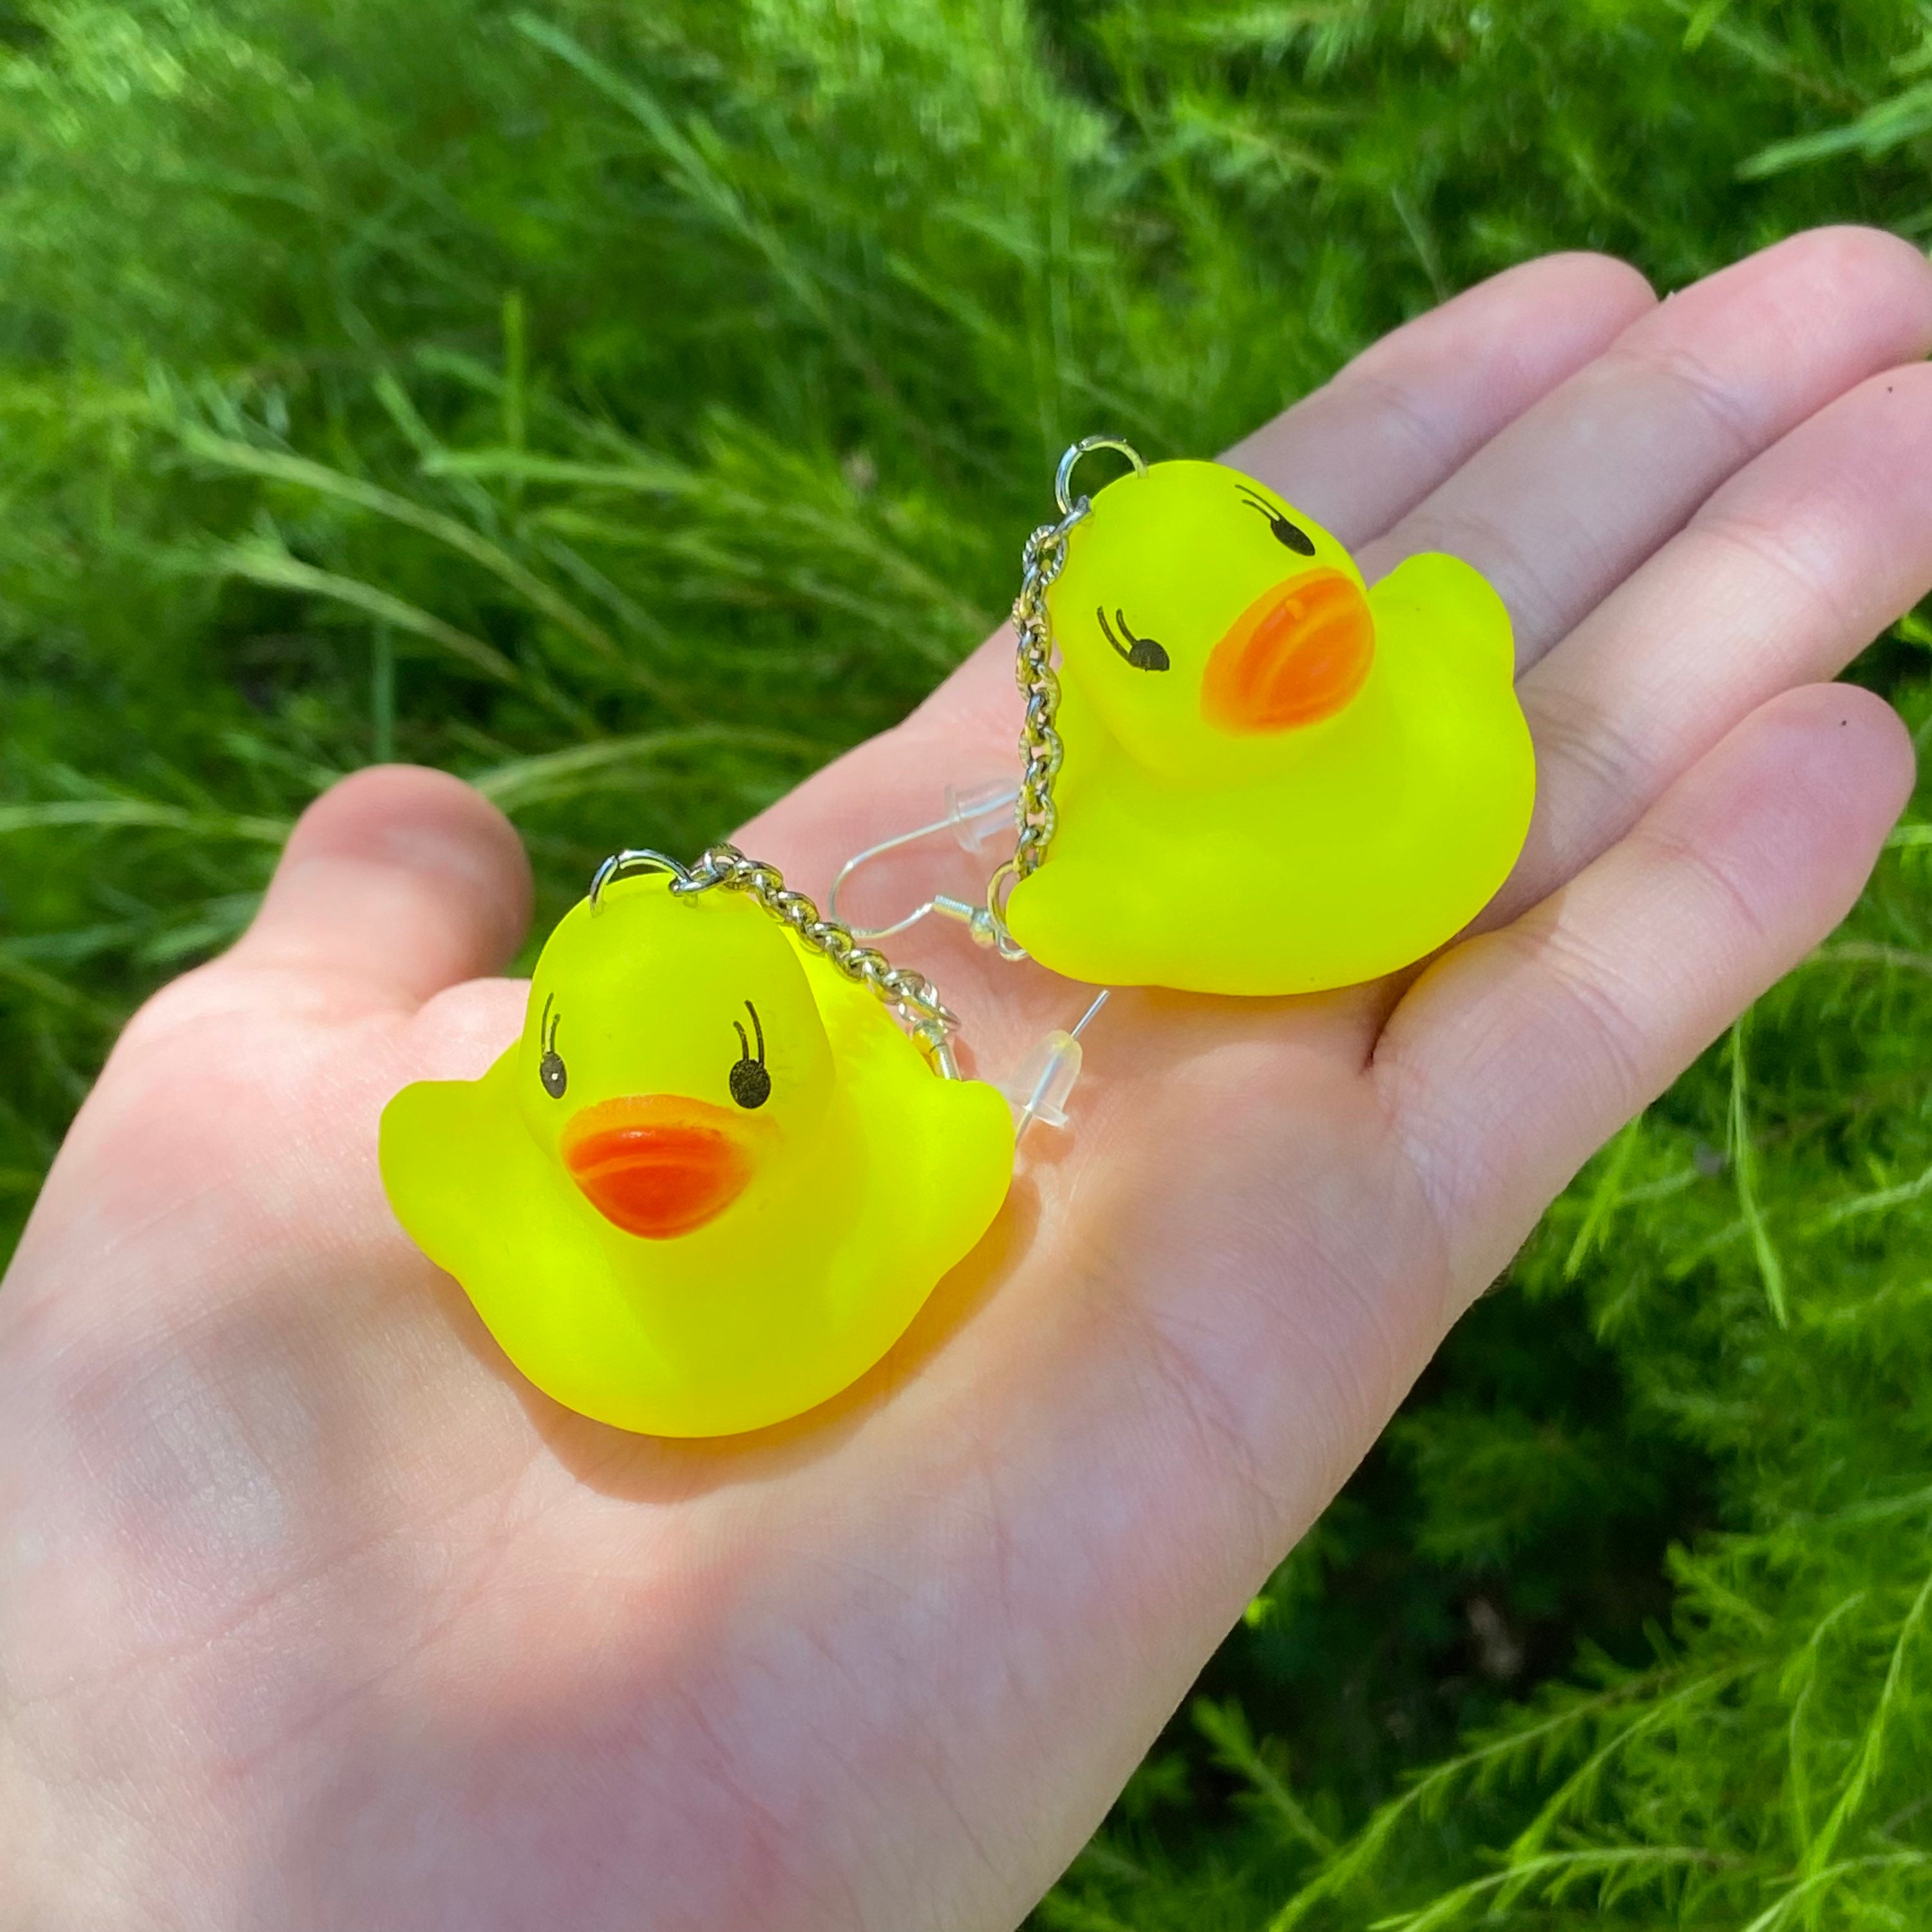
[{"xmin": 999, "ymin": 989, "xmax": 1109, "ymax": 1139}]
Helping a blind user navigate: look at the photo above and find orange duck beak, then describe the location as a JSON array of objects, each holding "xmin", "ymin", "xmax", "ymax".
[
  {"xmin": 560, "ymin": 1095, "xmax": 757, "ymax": 1240},
  {"xmin": 1200, "ymin": 567, "xmax": 1374, "ymax": 734}
]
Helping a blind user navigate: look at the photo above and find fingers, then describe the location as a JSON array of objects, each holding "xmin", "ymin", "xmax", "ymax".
[
  {"xmin": 229, "ymin": 766, "xmax": 533, "ymax": 1011},
  {"xmin": 1223, "ymin": 251, "xmax": 1654, "ymax": 545},
  {"xmin": 1497, "ymin": 362, "xmax": 1932, "ymax": 922},
  {"xmin": 1375, "ymin": 683, "xmax": 1913, "ymax": 1298},
  {"xmin": 1359, "ymin": 227, "xmax": 1932, "ymax": 670},
  {"xmin": 902, "ymin": 251, "xmax": 1653, "ymax": 750}
]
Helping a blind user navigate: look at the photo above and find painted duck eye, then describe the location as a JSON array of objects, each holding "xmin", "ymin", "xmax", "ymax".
[
  {"xmin": 538, "ymin": 994, "xmax": 567, "ymax": 1099},
  {"xmin": 729, "ymin": 1000, "xmax": 771, "ymax": 1110},
  {"xmin": 1238, "ymin": 486, "xmax": 1316, "ymax": 556},
  {"xmin": 1097, "ymin": 605, "xmax": 1170, "ymax": 672}
]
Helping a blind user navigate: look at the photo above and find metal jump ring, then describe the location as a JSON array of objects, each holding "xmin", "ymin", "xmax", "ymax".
[
  {"xmin": 669, "ymin": 843, "xmax": 753, "ymax": 896},
  {"xmin": 985, "ymin": 857, "xmax": 1023, "ymax": 932},
  {"xmin": 1053, "ymin": 435, "xmax": 1147, "ymax": 518}
]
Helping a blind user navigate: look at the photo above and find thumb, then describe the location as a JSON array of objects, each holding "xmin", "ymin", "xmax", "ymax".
[{"xmin": 229, "ymin": 765, "xmax": 532, "ymax": 1010}]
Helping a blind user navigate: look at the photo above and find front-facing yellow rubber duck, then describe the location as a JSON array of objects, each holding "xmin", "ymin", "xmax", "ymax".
[
  {"xmin": 381, "ymin": 869, "xmax": 1013, "ymax": 1437},
  {"xmin": 1001, "ymin": 458, "xmax": 1535, "ymax": 995}
]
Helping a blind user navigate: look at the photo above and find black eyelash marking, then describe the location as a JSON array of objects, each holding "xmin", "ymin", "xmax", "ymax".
[
  {"xmin": 1096, "ymin": 605, "xmax": 1171, "ymax": 672},
  {"xmin": 730, "ymin": 999, "xmax": 771, "ymax": 1110},
  {"xmin": 1238, "ymin": 486, "xmax": 1317, "ymax": 556},
  {"xmin": 538, "ymin": 992, "xmax": 567, "ymax": 1099}
]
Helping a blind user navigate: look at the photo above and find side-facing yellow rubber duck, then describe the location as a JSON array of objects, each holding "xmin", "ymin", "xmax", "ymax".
[
  {"xmin": 381, "ymin": 869, "xmax": 1014, "ymax": 1437},
  {"xmin": 1001, "ymin": 459, "xmax": 1535, "ymax": 995}
]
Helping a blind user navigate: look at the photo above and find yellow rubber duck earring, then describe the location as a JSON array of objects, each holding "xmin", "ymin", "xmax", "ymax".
[
  {"xmin": 834, "ymin": 437, "xmax": 1536, "ymax": 998},
  {"xmin": 992, "ymin": 437, "xmax": 1536, "ymax": 994},
  {"xmin": 381, "ymin": 846, "xmax": 1014, "ymax": 1437}
]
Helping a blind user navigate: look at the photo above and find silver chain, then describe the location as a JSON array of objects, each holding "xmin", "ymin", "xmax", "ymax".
[
  {"xmin": 1007, "ymin": 506, "xmax": 1083, "ymax": 882},
  {"xmin": 986, "ymin": 435, "xmax": 1146, "ymax": 929},
  {"xmin": 590, "ymin": 844, "xmax": 963, "ymax": 1078}
]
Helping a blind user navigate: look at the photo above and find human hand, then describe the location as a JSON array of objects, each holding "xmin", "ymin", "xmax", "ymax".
[{"xmin": 5, "ymin": 227, "xmax": 1929, "ymax": 1932}]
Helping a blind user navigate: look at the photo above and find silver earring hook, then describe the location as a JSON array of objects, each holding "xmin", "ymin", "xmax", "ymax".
[
  {"xmin": 1054, "ymin": 435, "xmax": 1146, "ymax": 518},
  {"xmin": 828, "ymin": 785, "xmax": 1030, "ymax": 960}
]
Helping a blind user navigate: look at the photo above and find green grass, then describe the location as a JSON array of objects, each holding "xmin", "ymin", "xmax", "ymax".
[{"xmin": 6, "ymin": 1, "xmax": 1932, "ymax": 1922}]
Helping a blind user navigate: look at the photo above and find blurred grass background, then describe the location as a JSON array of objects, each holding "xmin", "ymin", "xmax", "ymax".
[{"xmin": 5, "ymin": 0, "xmax": 1932, "ymax": 1922}]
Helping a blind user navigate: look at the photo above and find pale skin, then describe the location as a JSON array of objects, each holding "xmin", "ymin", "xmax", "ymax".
[{"xmin": 5, "ymin": 227, "xmax": 1932, "ymax": 1931}]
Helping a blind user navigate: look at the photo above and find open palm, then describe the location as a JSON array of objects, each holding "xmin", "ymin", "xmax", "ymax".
[{"xmin": 7, "ymin": 229, "xmax": 1932, "ymax": 1932}]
